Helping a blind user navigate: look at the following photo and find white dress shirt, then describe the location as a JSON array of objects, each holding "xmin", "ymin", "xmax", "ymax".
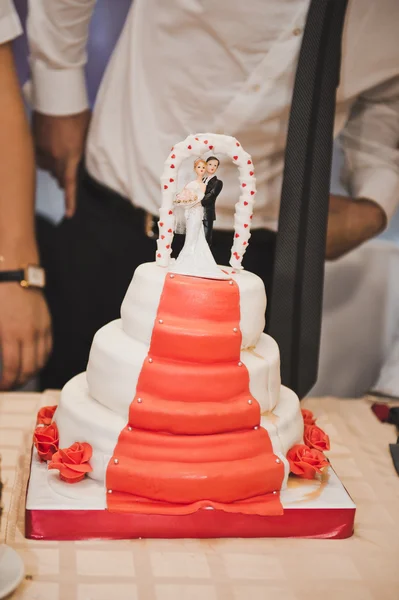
[
  {"xmin": 0, "ymin": 0, "xmax": 22, "ymax": 45},
  {"xmin": 27, "ymin": 0, "xmax": 399, "ymax": 231}
]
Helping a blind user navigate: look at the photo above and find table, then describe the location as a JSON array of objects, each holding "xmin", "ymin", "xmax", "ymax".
[{"xmin": 1, "ymin": 391, "xmax": 398, "ymax": 600}]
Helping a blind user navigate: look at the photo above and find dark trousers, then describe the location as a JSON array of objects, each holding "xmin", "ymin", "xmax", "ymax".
[
  {"xmin": 203, "ymin": 216, "xmax": 214, "ymax": 246},
  {"xmin": 37, "ymin": 168, "xmax": 277, "ymax": 390}
]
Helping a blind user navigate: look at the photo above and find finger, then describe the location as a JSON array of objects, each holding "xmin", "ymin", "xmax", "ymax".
[
  {"xmin": 16, "ymin": 335, "xmax": 37, "ymax": 388},
  {"xmin": 45, "ymin": 329, "xmax": 53, "ymax": 361},
  {"xmin": 64, "ymin": 159, "xmax": 79, "ymax": 218},
  {"xmin": 0, "ymin": 338, "xmax": 21, "ymax": 390},
  {"xmin": 36, "ymin": 332, "xmax": 49, "ymax": 372}
]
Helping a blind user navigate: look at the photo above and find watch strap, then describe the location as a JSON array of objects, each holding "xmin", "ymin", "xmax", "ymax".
[{"xmin": 0, "ymin": 269, "xmax": 25, "ymax": 283}]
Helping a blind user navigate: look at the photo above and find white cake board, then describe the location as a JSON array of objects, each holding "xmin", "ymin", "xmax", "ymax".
[{"xmin": 25, "ymin": 451, "xmax": 355, "ymax": 540}]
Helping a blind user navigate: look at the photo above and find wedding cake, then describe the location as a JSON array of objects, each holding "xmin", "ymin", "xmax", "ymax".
[{"xmin": 32, "ymin": 134, "xmax": 335, "ymax": 524}]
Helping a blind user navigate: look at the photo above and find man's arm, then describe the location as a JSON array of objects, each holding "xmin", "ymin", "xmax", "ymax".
[
  {"xmin": 28, "ymin": 0, "xmax": 95, "ymax": 216},
  {"xmin": 202, "ymin": 180, "xmax": 223, "ymax": 207},
  {"xmin": 0, "ymin": 42, "xmax": 51, "ymax": 389},
  {"xmin": 327, "ymin": 76, "xmax": 399, "ymax": 259}
]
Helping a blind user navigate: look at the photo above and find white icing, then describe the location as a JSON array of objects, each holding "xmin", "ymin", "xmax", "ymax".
[
  {"xmin": 86, "ymin": 320, "xmax": 280, "ymax": 418},
  {"xmin": 56, "ymin": 374, "xmax": 302, "ymax": 486},
  {"xmin": 121, "ymin": 262, "xmax": 266, "ymax": 350},
  {"xmin": 86, "ymin": 320, "xmax": 148, "ymax": 418},
  {"xmin": 156, "ymin": 134, "xmax": 256, "ymax": 269}
]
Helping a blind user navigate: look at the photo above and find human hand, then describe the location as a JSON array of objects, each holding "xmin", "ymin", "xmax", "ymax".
[
  {"xmin": 326, "ymin": 195, "xmax": 387, "ymax": 260},
  {"xmin": 0, "ymin": 284, "xmax": 52, "ymax": 390},
  {"xmin": 32, "ymin": 110, "xmax": 91, "ymax": 218}
]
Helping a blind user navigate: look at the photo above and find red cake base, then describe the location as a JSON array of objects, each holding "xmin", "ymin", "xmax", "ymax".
[{"xmin": 25, "ymin": 452, "xmax": 355, "ymax": 540}]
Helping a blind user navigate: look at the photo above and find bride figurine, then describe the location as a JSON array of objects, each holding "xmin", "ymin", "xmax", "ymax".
[{"xmin": 171, "ymin": 158, "xmax": 229, "ymax": 280}]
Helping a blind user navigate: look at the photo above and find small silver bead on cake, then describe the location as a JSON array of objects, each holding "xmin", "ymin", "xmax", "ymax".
[
  {"xmin": 148, "ymin": 358, "xmax": 153, "ymax": 363},
  {"xmin": 127, "ymin": 426, "xmax": 132, "ymax": 431},
  {"xmin": 275, "ymin": 458, "xmax": 281, "ymax": 464},
  {"xmin": 158, "ymin": 319, "xmax": 163, "ymax": 324},
  {"xmin": 107, "ymin": 489, "xmax": 113, "ymax": 494},
  {"xmin": 114, "ymin": 458, "xmax": 119, "ymax": 465},
  {"xmin": 248, "ymin": 399, "xmax": 253, "ymax": 405},
  {"xmin": 170, "ymin": 274, "xmax": 175, "ymax": 278},
  {"xmin": 137, "ymin": 398, "xmax": 143, "ymax": 404},
  {"xmin": 238, "ymin": 361, "xmax": 243, "ymax": 367},
  {"xmin": 233, "ymin": 327, "xmax": 238, "ymax": 333}
]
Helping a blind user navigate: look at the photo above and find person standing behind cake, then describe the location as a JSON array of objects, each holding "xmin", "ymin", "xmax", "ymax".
[
  {"xmin": 27, "ymin": 0, "xmax": 399, "ymax": 390},
  {"xmin": 0, "ymin": 1, "xmax": 52, "ymax": 391}
]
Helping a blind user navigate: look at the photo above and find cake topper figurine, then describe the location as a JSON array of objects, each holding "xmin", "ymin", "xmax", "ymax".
[
  {"xmin": 171, "ymin": 158, "xmax": 229, "ymax": 280},
  {"xmin": 156, "ymin": 133, "xmax": 257, "ymax": 273},
  {"xmin": 202, "ymin": 156, "xmax": 223, "ymax": 246}
]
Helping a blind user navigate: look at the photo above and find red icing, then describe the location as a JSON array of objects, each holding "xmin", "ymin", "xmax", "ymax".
[
  {"xmin": 164, "ymin": 185, "xmax": 168, "ymax": 190},
  {"xmin": 235, "ymin": 233, "xmax": 240, "ymax": 238},
  {"xmin": 233, "ymin": 156, "xmax": 238, "ymax": 160},
  {"xmin": 169, "ymin": 178, "xmax": 174, "ymax": 183},
  {"xmin": 242, "ymin": 183, "xmax": 246, "ymax": 188},
  {"xmin": 106, "ymin": 275, "xmax": 284, "ymax": 515},
  {"xmin": 244, "ymin": 201, "xmax": 248, "ymax": 206},
  {"xmin": 251, "ymin": 191, "xmax": 255, "ymax": 195},
  {"xmin": 247, "ymin": 160, "xmax": 252, "ymax": 164}
]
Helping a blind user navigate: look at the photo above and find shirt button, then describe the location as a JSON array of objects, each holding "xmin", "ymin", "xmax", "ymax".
[{"xmin": 293, "ymin": 27, "xmax": 303, "ymax": 36}]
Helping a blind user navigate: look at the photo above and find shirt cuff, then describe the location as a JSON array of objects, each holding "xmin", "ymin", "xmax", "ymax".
[
  {"xmin": 0, "ymin": 6, "xmax": 23, "ymax": 45},
  {"xmin": 28, "ymin": 58, "xmax": 89, "ymax": 115},
  {"xmin": 349, "ymin": 167, "xmax": 399, "ymax": 222}
]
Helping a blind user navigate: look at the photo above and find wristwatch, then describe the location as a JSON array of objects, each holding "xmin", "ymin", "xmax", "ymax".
[{"xmin": 0, "ymin": 264, "xmax": 45, "ymax": 289}]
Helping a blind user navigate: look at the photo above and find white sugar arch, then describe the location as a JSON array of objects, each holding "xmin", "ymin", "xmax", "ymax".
[{"xmin": 156, "ymin": 133, "xmax": 257, "ymax": 270}]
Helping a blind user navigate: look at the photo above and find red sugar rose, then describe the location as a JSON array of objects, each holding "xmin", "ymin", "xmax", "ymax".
[
  {"xmin": 301, "ymin": 408, "xmax": 316, "ymax": 425},
  {"xmin": 33, "ymin": 422, "xmax": 59, "ymax": 462},
  {"xmin": 287, "ymin": 444, "xmax": 329, "ymax": 479},
  {"xmin": 304, "ymin": 424, "xmax": 330, "ymax": 452},
  {"xmin": 36, "ymin": 405, "xmax": 57, "ymax": 426},
  {"xmin": 49, "ymin": 442, "xmax": 93, "ymax": 483}
]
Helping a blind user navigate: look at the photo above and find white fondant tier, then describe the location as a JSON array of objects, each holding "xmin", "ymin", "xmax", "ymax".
[
  {"xmin": 120, "ymin": 262, "xmax": 266, "ymax": 350},
  {"xmin": 86, "ymin": 320, "xmax": 281, "ymax": 416},
  {"xmin": 55, "ymin": 373, "xmax": 303, "ymax": 485}
]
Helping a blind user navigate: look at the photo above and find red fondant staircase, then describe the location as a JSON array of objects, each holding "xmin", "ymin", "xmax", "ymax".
[{"xmin": 106, "ymin": 274, "xmax": 284, "ymax": 516}]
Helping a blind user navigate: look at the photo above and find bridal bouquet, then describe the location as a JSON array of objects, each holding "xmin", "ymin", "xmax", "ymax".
[{"xmin": 174, "ymin": 188, "xmax": 198, "ymax": 205}]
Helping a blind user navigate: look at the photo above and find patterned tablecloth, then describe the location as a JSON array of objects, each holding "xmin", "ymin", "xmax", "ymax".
[{"xmin": 1, "ymin": 391, "xmax": 398, "ymax": 600}]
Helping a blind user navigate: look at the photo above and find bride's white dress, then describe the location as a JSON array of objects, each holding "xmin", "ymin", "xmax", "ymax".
[{"xmin": 171, "ymin": 181, "xmax": 229, "ymax": 280}]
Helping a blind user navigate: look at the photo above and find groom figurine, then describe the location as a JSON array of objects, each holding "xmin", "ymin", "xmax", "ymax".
[{"xmin": 202, "ymin": 156, "xmax": 223, "ymax": 246}]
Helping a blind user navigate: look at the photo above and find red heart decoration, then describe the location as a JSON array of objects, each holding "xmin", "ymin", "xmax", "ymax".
[
  {"xmin": 164, "ymin": 185, "xmax": 168, "ymax": 190},
  {"xmin": 242, "ymin": 183, "xmax": 246, "ymax": 188},
  {"xmin": 188, "ymin": 145, "xmax": 192, "ymax": 149},
  {"xmin": 244, "ymin": 201, "xmax": 248, "ymax": 206},
  {"xmin": 250, "ymin": 191, "xmax": 255, "ymax": 195},
  {"xmin": 250, "ymin": 215, "xmax": 253, "ymax": 219},
  {"xmin": 204, "ymin": 140, "xmax": 208, "ymax": 144},
  {"xmin": 166, "ymin": 245, "xmax": 170, "ymax": 249},
  {"xmin": 169, "ymin": 178, "xmax": 174, "ymax": 182},
  {"xmin": 249, "ymin": 171, "xmax": 254, "ymax": 176},
  {"xmin": 236, "ymin": 142, "xmax": 240, "ymax": 147},
  {"xmin": 244, "ymin": 224, "xmax": 248, "ymax": 228},
  {"xmin": 161, "ymin": 235, "xmax": 165, "ymax": 240},
  {"xmin": 195, "ymin": 137, "xmax": 199, "ymax": 140},
  {"xmin": 247, "ymin": 160, "xmax": 252, "ymax": 165},
  {"xmin": 168, "ymin": 228, "xmax": 172, "ymax": 233},
  {"xmin": 235, "ymin": 233, "xmax": 240, "ymax": 238},
  {"xmin": 243, "ymin": 241, "xmax": 247, "ymax": 246},
  {"xmin": 209, "ymin": 145, "xmax": 214, "ymax": 150},
  {"xmin": 159, "ymin": 222, "xmax": 164, "ymax": 227},
  {"xmin": 170, "ymin": 164, "xmax": 175, "ymax": 169},
  {"xmin": 171, "ymin": 154, "xmax": 176, "ymax": 158},
  {"xmin": 168, "ymin": 210, "xmax": 173, "ymax": 215},
  {"xmin": 233, "ymin": 156, "xmax": 238, "ymax": 160},
  {"xmin": 157, "ymin": 253, "xmax": 161, "ymax": 258}
]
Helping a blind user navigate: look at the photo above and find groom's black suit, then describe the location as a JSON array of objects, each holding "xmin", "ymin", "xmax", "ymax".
[{"xmin": 201, "ymin": 175, "xmax": 223, "ymax": 245}]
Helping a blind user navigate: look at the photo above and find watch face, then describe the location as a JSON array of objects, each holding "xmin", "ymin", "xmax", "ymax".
[{"xmin": 26, "ymin": 265, "xmax": 45, "ymax": 288}]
